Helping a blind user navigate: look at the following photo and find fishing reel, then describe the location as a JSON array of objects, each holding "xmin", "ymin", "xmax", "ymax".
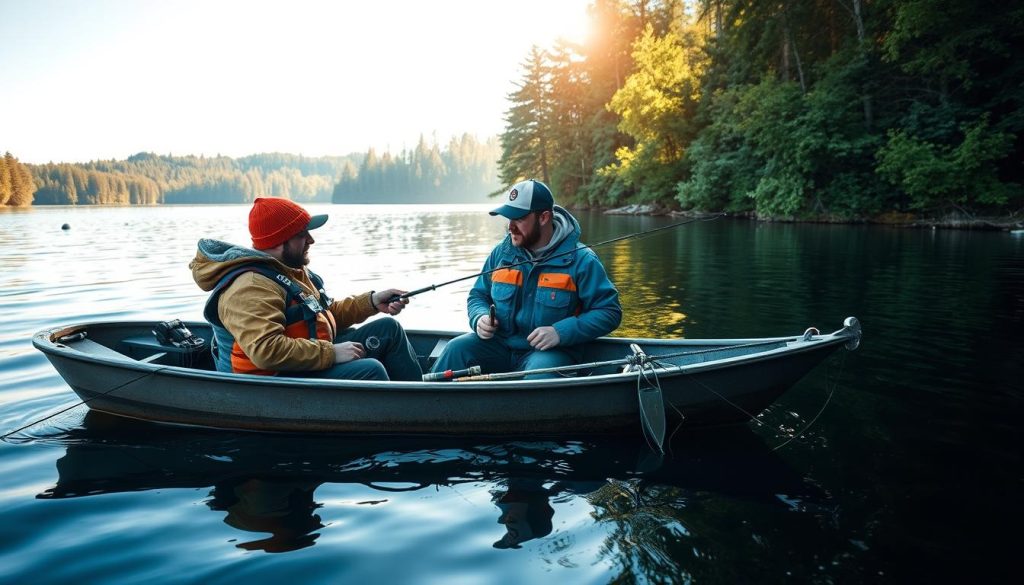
[{"xmin": 153, "ymin": 319, "xmax": 205, "ymax": 349}]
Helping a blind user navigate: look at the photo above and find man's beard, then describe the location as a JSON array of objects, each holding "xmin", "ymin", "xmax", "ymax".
[
  {"xmin": 281, "ymin": 242, "xmax": 309, "ymax": 268},
  {"xmin": 511, "ymin": 215, "xmax": 541, "ymax": 249}
]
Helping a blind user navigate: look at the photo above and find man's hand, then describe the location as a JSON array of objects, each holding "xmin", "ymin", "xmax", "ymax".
[
  {"xmin": 333, "ymin": 341, "xmax": 365, "ymax": 364},
  {"xmin": 527, "ymin": 326, "xmax": 560, "ymax": 350},
  {"xmin": 476, "ymin": 314, "xmax": 499, "ymax": 339},
  {"xmin": 371, "ymin": 289, "xmax": 409, "ymax": 315}
]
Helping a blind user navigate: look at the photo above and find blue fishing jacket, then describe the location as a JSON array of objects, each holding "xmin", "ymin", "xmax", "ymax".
[{"xmin": 468, "ymin": 206, "xmax": 622, "ymax": 355}]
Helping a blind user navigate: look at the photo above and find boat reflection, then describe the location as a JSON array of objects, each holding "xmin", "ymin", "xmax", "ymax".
[{"xmin": 36, "ymin": 411, "xmax": 825, "ymax": 555}]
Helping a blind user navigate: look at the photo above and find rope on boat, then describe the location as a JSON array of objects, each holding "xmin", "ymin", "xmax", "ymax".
[{"xmin": 0, "ymin": 367, "xmax": 167, "ymax": 441}]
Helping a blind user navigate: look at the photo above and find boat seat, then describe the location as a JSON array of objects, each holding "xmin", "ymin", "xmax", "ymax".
[
  {"xmin": 120, "ymin": 334, "xmax": 209, "ymax": 367},
  {"xmin": 140, "ymin": 352, "xmax": 168, "ymax": 364},
  {"xmin": 427, "ymin": 338, "xmax": 449, "ymax": 368},
  {"xmin": 66, "ymin": 338, "xmax": 129, "ymax": 361}
]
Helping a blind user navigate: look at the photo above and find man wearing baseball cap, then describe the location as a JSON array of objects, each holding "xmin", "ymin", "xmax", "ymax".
[
  {"xmin": 429, "ymin": 179, "xmax": 621, "ymax": 379},
  {"xmin": 190, "ymin": 197, "xmax": 422, "ymax": 381}
]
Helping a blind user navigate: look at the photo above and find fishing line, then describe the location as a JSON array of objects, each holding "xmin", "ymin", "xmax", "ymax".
[
  {"xmin": 770, "ymin": 351, "xmax": 847, "ymax": 452},
  {"xmin": 663, "ymin": 399, "xmax": 687, "ymax": 457},
  {"xmin": 389, "ymin": 212, "xmax": 726, "ymax": 302},
  {"xmin": 1, "ymin": 368, "xmax": 166, "ymax": 442},
  {"xmin": 649, "ymin": 356, "xmax": 768, "ymax": 428}
]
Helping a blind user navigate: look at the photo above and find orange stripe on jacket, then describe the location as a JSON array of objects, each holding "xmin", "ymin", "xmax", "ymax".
[
  {"xmin": 538, "ymin": 272, "xmax": 577, "ymax": 292},
  {"xmin": 230, "ymin": 301, "xmax": 336, "ymax": 376},
  {"xmin": 492, "ymin": 268, "xmax": 523, "ymax": 286}
]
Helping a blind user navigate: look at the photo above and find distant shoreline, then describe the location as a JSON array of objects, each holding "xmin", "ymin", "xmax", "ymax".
[
  {"xmin": 8, "ymin": 201, "xmax": 1022, "ymax": 231},
  {"xmin": 591, "ymin": 203, "xmax": 1024, "ymax": 231}
]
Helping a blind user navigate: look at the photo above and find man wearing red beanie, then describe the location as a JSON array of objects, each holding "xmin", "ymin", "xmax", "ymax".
[{"xmin": 189, "ymin": 197, "xmax": 422, "ymax": 381}]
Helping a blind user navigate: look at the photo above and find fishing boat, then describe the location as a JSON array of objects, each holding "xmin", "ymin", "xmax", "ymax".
[{"xmin": 32, "ymin": 317, "xmax": 861, "ymax": 443}]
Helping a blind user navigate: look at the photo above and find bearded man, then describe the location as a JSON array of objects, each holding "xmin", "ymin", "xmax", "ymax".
[
  {"xmin": 429, "ymin": 180, "xmax": 622, "ymax": 380},
  {"xmin": 190, "ymin": 197, "xmax": 422, "ymax": 381}
]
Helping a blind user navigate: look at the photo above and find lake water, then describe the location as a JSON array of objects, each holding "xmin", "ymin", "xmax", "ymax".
[{"xmin": 0, "ymin": 204, "xmax": 1019, "ymax": 583}]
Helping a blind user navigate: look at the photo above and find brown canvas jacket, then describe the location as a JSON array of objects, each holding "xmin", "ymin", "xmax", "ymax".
[{"xmin": 190, "ymin": 238, "xmax": 376, "ymax": 372}]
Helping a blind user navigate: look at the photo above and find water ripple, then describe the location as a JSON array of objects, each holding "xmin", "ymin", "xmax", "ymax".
[{"xmin": 0, "ymin": 206, "xmax": 1019, "ymax": 583}]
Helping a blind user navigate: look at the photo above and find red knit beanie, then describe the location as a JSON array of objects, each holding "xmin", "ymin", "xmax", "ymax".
[{"xmin": 248, "ymin": 197, "xmax": 327, "ymax": 249}]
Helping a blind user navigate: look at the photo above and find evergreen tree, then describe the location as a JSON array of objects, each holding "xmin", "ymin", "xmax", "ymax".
[
  {"xmin": 0, "ymin": 154, "xmax": 12, "ymax": 205},
  {"xmin": 1, "ymin": 152, "xmax": 36, "ymax": 207},
  {"xmin": 499, "ymin": 46, "xmax": 555, "ymax": 187}
]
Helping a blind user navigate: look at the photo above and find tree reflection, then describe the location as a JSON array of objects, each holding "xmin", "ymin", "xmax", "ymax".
[
  {"xmin": 588, "ymin": 479, "xmax": 693, "ymax": 580},
  {"xmin": 35, "ymin": 413, "xmax": 827, "ymax": 576}
]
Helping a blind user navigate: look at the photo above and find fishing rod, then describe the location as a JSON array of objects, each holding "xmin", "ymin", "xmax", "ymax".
[{"xmin": 387, "ymin": 212, "xmax": 726, "ymax": 303}]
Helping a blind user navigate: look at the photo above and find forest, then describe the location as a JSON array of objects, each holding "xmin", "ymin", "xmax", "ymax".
[
  {"xmin": 497, "ymin": 0, "xmax": 1022, "ymax": 219},
  {"xmin": 331, "ymin": 135, "xmax": 501, "ymax": 203},
  {"xmin": 24, "ymin": 152, "xmax": 358, "ymax": 206},
  {"xmin": 5, "ymin": 0, "xmax": 1021, "ymax": 220},
  {"xmin": 9, "ymin": 134, "xmax": 500, "ymax": 207}
]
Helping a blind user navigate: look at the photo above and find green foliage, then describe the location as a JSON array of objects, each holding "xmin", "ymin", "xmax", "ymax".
[
  {"xmin": 499, "ymin": 46, "xmax": 554, "ymax": 189},
  {"xmin": 603, "ymin": 23, "xmax": 706, "ymax": 202},
  {"xmin": 680, "ymin": 46, "xmax": 890, "ymax": 218},
  {"xmin": 498, "ymin": 0, "xmax": 687, "ymax": 207},
  {"xmin": 876, "ymin": 116, "xmax": 1017, "ymax": 209},
  {"xmin": 499, "ymin": 0, "xmax": 1023, "ymax": 218},
  {"xmin": 17, "ymin": 0, "xmax": 1024, "ymax": 216},
  {"xmin": 675, "ymin": 97, "xmax": 761, "ymax": 213}
]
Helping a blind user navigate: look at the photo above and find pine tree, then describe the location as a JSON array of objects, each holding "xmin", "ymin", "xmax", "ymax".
[
  {"xmin": 0, "ymin": 154, "xmax": 11, "ymax": 205},
  {"xmin": 2, "ymin": 152, "xmax": 36, "ymax": 206},
  {"xmin": 499, "ymin": 46, "xmax": 555, "ymax": 188}
]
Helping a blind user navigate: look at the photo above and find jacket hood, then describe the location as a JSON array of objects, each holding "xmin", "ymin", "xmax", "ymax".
[
  {"xmin": 499, "ymin": 205, "xmax": 581, "ymax": 261},
  {"xmin": 189, "ymin": 238, "xmax": 288, "ymax": 291}
]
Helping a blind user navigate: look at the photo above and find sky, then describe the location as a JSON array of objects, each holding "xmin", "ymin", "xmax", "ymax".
[{"xmin": 0, "ymin": 0, "xmax": 592, "ymax": 164}]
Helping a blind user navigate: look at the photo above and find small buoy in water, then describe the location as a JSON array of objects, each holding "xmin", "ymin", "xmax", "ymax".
[{"xmin": 61, "ymin": 223, "xmax": 70, "ymax": 230}]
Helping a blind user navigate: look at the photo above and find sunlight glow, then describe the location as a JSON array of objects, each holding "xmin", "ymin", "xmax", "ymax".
[{"xmin": 0, "ymin": 0, "xmax": 592, "ymax": 163}]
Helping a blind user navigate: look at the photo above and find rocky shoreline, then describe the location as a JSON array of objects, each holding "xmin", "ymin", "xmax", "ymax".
[{"xmin": 597, "ymin": 203, "xmax": 1024, "ymax": 232}]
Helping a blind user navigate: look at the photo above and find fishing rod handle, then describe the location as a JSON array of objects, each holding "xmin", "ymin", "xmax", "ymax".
[
  {"xmin": 422, "ymin": 365, "xmax": 482, "ymax": 382},
  {"xmin": 385, "ymin": 284, "xmax": 438, "ymax": 303}
]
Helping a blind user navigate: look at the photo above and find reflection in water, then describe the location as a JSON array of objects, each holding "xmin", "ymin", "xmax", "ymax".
[
  {"xmin": 489, "ymin": 478, "xmax": 608, "ymax": 550},
  {"xmin": 34, "ymin": 412, "xmax": 824, "ymax": 570},
  {"xmin": 5, "ymin": 206, "xmax": 1021, "ymax": 581},
  {"xmin": 208, "ymin": 478, "xmax": 324, "ymax": 553},
  {"xmin": 491, "ymin": 479, "xmax": 555, "ymax": 549}
]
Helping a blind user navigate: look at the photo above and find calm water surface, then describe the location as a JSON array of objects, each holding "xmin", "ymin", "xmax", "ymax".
[{"xmin": 0, "ymin": 204, "xmax": 1019, "ymax": 583}]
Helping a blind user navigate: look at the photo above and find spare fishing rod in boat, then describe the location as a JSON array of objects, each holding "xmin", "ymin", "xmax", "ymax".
[
  {"xmin": 421, "ymin": 365, "xmax": 482, "ymax": 382},
  {"xmin": 386, "ymin": 212, "xmax": 726, "ymax": 303},
  {"xmin": 443, "ymin": 337, "xmax": 802, "ymax": 382}
]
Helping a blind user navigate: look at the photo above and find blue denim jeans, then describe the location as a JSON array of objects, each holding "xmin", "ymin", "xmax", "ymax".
[
  {"xmin": 286, "ymin": 317, "xmax": 422, "ymax": 382},
  {"xmin": 429, "ymin": 332, "xmax": 574, "ymax": 380}
]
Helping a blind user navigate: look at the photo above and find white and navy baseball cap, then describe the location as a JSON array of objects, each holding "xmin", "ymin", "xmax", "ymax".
[{"xmin": 489, "ymin": 180, "xmax": 554, "ymax": 220}]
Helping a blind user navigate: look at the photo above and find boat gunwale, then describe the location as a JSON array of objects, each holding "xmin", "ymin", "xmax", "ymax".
[{"xmin": 32, "ymin": 321, "xmax": 855, "ymax": 393}]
